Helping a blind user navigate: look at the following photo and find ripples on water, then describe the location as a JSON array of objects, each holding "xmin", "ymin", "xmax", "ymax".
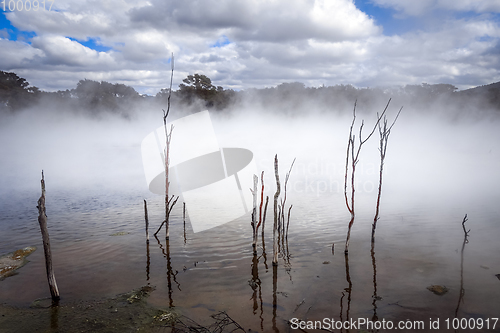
[
  {"xmin": 1, "ymin": 112, "xmax": 500, "ymax": 331},
  {"xmin": 1, "ymin": 185, "xmax": 499, "ymax": 331}
]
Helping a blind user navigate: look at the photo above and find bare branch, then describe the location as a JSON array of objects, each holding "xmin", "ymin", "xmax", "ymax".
[{"xmin": 273, "ymin": 155, "xmax": 281, "ymax": 266}]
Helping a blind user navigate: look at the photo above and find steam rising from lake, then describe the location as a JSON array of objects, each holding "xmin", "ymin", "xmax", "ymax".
[
  {"xmin": 1, "ymin": 99, "xmax": 500, "ymax": 327},
  {"xmin": 1, "ymin": 101, "xmax": 499, "ymax": 219}
]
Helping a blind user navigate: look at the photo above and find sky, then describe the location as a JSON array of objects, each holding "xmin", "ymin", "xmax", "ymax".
[{"xmin": 0, "ymin": 0, "xmax": 499, "ymax": 95}]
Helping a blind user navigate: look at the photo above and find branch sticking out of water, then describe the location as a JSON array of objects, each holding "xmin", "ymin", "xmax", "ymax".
[
  {"xmin": 455, "ymin": 214, "xmax": 469, "ymax": 318},
  {"xmin": 158, "ymin": 53, "xmax": 179, "ymax": 240},
  {"xmin": 36, "ymin": 170, "xmax": 60, "ymax": 302},
  {"xmin": 372, "ymin": 103, "xmax": 402, "ymax": 244},
  {"xmin": 154, "ymin": 195, "xmax": 179, "ymax": 237},
  {"xmin": 262, "ymin": 195, "xmax": 269, "ymax": 238},
  {"xmin": 344, "ymin": 100, "xmax": 388, "ymax": 255},
  {"xmin": 280, "ymin": 158, "xmax": 295, "ymax": 238},
  {"xmin": 251, "ymin": 174, "xmax": 258, "ymax": 254},
  {"xmin": 273, "ymin": 155, "xmax": 281, "ymax": 266},
  {"xmin": 144, "ymin": 200, "xmax": 149, "ymax": 243},
  {"xmin": 257, "ymin": 171, "xmax": 264, "ymax": 232}
]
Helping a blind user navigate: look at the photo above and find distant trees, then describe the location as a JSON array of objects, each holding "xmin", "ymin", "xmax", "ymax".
[
  {"xmin": 176, "ymin": 73, "xmax": 235, "ymax": 109},
  {"xmin": 0, "ymin": 71, "xmax": 143, "ymax": 115},
  {"xmin": 72, "ymin": 79, "xmax": 141, "ymax": 114},
  {"xmin": 1, "ymin": 69, "xmax": 499, "ymax": 117},
  {"xmin": 0, "ymin": 71, "xmax": 40, "ymax": 111}
]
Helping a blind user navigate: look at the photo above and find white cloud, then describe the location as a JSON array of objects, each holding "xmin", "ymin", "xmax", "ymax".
[
  {"xmin": 30, "ymin": 35, "xmax": 115, "ymax": 67},
  {"xmin": 0, "ymin": 39, "xmax": 44, "ymax": 68},
  {"xmin": 129, "ymin": 0, "xmax": 380, "ymax": 42},
  {"xmin": 0, "ymin": 0, "xmax": 499, "ymax": 93}
]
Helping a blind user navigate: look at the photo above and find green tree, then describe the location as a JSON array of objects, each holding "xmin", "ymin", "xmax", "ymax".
[
  {"xmin": 177, "ymin": 73, "xmax": 223, "ymax": 108},
  {"xmin": 72, "ymin": 79, "xmax": 140, "ymax": 113},
  {"xmin": 0, "ymin": 71, "xmax": 40, "ymax": 111}
]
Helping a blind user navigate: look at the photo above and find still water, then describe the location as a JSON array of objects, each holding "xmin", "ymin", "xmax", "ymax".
[{"xmin": 1, "ymin": 109, "xmax": 499, "ymax": 331}]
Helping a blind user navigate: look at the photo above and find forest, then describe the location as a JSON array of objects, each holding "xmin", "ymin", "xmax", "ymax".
[{"xmin": 1, "ymin": 70, "xmax": 499, "ymax": 118}]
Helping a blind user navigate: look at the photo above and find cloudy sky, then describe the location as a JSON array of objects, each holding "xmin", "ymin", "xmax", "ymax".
[{"xmin": 1, "ymin": 0, "xmax": 499, "ymax": 94}]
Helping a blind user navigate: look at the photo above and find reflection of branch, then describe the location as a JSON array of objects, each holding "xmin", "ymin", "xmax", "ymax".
[
  {"xmin": 154, "ymin": 235, "xmax": 181, "ymax": 308},
  {"xmin": 344, "ymin": 252, "xmax": 352, "ymax": 321},
  {"xmin": 249, "ymin": 253, "xmax": 261, "ymax": 317},
  {"xmin": 50, "ymin": 302, "xmax": 59, "ymax": 330},
  {"xmin": 261, "ymin": 229, "xmax": 268, "ymax": 270},
  {"xmin": 371, "ymin": 244, "xmax": 379, "ymax": 322},
  {"xmin": 166, "ymin": 311, "xmax": 245, "ymax": 332},
  {"xmin": 339, "ymin": 292, "xmax": 345, "ymax": 333},
  {"xmin": 339, "ymin": 251, "xmax": 353, "ymax": 333},
  {"xmin": 146, "ymin": 239, "xmax": 150, "ymax": 283},
  {"xmin": 455, "ymin": 214, "xmax": 469, "ymax": 318},
  {"xmin": 272, "ymin": 265, "xmax": 278, "ymax": 332}
]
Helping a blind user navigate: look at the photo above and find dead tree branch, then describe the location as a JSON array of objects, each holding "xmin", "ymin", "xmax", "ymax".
[
  {"xmin": 251, "ymin": 174, "xmax": 259, "ymax": 253},
  {"xmin": 273, "ymin": 155, "xmax": 281, "ymax": 266},
  {"xmin": 344, "ymin": 100, "xmax": 389, "ymax": 254},
  {"xmin": 372, "ymin": 104, "xmax": 402, "ymax": 244},
  {"xmin": 36, "ymin": 170, "xmax": 60, "ymax": 301},
  {"xmin": 157, "ymin": 53, "xmax": 179, "ymax": 240}
]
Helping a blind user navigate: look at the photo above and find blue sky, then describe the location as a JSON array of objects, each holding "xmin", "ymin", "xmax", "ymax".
[
  {"xmin": 354, "ymin": 0, "xmax": 416, "ymax": 35},
  {"xmin": 1, "ymin": 0, "xmax": 499, "ymax": 94}
]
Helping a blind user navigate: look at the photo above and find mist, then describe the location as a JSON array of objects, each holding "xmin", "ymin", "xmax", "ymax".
[
  {"xmin": 2, "ymin": 91, "xmax": 499, "ymax": 221},
  {"xmin": 2, "ymin": 84, "xmax": 500, "ymax": 331}
]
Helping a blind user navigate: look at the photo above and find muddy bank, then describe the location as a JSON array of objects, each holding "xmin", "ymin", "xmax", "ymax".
[
  {"xmin": 0, "ymin": 286, "xmax": 174, "ymax": 333},
  {"xmin": 0, "ymin": 285, "xmax": 247, "ymax": 333}
]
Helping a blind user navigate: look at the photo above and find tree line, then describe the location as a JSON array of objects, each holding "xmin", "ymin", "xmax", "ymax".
[{"xmin": 1, "ymin": 70, "xmax": 498, "ymax": 117}]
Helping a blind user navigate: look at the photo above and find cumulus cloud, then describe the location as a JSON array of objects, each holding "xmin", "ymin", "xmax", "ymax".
[
  {"xmin": 129, "ymin": 0, "xmax": 379, "ymax": 42},
  {"xmin": 0, "ymin": 38, "xmax": 44, "ymax": 68},
  {"xmin": 0, "ymin": 0, "xmax": 499, "ymax": 93},
  {"xmin": 30, "ymin": 35, "xmax": 115, "ymax": 67}
]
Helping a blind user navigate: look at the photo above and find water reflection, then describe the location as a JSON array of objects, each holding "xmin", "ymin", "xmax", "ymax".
[
  {"xmin": 183, "ymin": 202, "xmax": 187, "ymax": 245},
  {"xmin": 261, "ymin": 235, "xmax": 268, "ymax": 271},
  {"xmin": 146, "ymin": 240, "xmax": 150, "ymax": 283},
  {"xmin": 155, "ymin": 235, "xmax": 181, "ymax": 308},
  {"xmin": 272, "ymin": 264, "xmax": 278, "ymax": 333},
  {"xmin": 249, "ymin": 253, "xmax": 264, "ymax": 330},
  {"xmin": 144, "ymin": 200, "xmax": 151, "ymax": 283},
  {"xmin": 341, "ymin": 252, "xmax": 353, "ymax": 333},
  {"xmin": 50, "ymin": 301, "xmax": 59, "ymax": 332},
  {"xmin": 371, "ymin": 242, "xmax": 379, "ymax": 324}
]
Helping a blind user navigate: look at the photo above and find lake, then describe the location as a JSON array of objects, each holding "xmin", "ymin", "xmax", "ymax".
[{"xmin": 1, "ymin": 107, "xmax": 499, "ymax": 332}]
